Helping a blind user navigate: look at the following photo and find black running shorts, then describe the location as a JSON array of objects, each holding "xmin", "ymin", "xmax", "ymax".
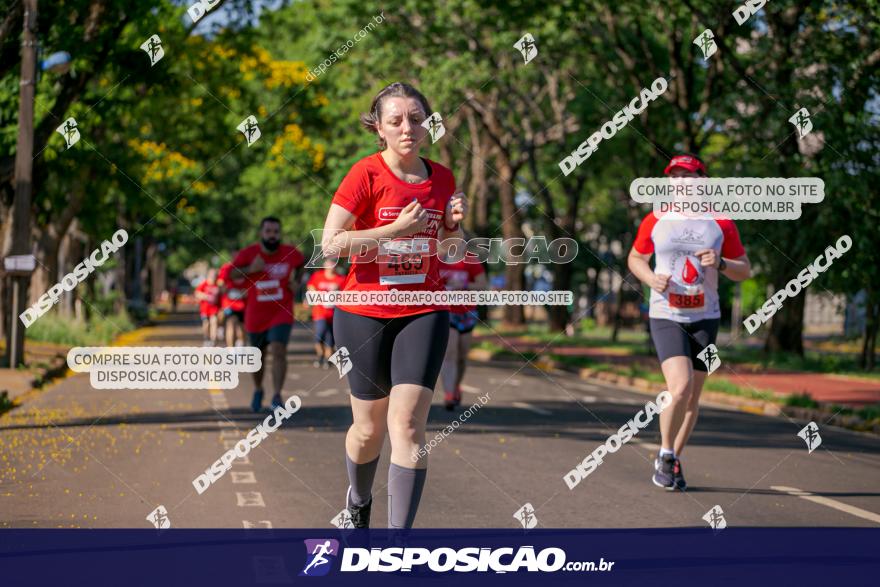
[
  {"xmin": 649, "ymin": 318, "xmax": 720, "ymax": 372},
  {"xmin": 333, "ymin": 309, "xmax": 450, "ymax": 400}
]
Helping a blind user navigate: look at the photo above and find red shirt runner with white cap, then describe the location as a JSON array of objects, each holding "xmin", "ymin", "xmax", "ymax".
[
  {"xmin": 331, "ymin": 153, "xmax": 456, "ymax": 318},
  {"xmin": 232, "ymin": 243, "xmax": 305, "ymax": 333},
  {"xmin": 632, "ymin": 211, "xmax": 745, "ymax": 322}
]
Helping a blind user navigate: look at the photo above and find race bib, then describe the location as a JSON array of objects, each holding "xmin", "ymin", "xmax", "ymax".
[
  {"xmin": 667, "ymin": 283, "xmax": 705, "ymax": 310},
  {"xmin": 378, "ymin": 239, "xmax": 432, "ymax": 285},
  {"xmin": 255, "ymin": 279, "xmax": 283, "ymax": 302}
]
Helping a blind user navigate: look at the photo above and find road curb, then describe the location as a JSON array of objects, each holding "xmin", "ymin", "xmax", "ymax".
[{"xmin": 467, "ymin": 349, "xmax": 880, "ymax": 435}]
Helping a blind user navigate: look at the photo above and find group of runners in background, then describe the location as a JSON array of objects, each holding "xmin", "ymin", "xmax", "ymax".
[{"xmin": 187, "ymin": 80, "xmax": 751, "ymax": 529}]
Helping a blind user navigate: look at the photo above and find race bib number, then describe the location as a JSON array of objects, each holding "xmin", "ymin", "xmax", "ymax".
[
  {"xmin": 667, "ymin": 281, "xmax": 705, "ymax": 309},
  {"xmin": 378, "ymin": 239, "xmax": 431, "ymax": 285},
  {"xmin": 668, "ymin": 292, "xmax": 705, "ymax": 309},
  {"xmin": 255, "ymin": 279, "xmax": 283, "ymax": 302}
]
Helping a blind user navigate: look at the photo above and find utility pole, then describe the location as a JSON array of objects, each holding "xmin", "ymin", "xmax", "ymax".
[{"xmin": 6, "ymin": 0, "xmax": 38, "ymax": 368}]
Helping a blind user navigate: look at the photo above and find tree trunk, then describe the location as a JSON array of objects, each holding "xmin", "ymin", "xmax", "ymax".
[
  {"xmin": 496, "ymin": 161, "xmax": 525, "ymax": 327},
  {"xmin": 861, "ymin": 291, "xmax": 878, "ymax": 370},
  {"xmin": 765, "ymin": 290, "xmax": 806, "ymax": 355}
]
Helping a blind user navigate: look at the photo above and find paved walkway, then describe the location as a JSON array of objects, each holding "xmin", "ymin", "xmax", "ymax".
[{"xmin": 475, "ymin": 335, "xmax": 880, "ymax": 407}]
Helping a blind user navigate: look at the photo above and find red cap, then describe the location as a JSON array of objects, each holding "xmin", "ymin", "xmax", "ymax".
[{"xmin": 664, "ymin": 154, "xmax": 707, "ymax": 175}]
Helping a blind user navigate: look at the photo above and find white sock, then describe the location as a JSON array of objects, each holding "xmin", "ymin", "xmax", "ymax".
[{"xmin": 659, "ymin": 447, "xmax": 675, "ymax": 459}]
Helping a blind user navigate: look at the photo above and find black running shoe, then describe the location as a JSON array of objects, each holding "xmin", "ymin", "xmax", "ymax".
[
  {"xmin": 346, "ymin": 486, "xmax": 372, "ymax": 529},
  {"xmin": 673, "ymin": 458, "xmax": 687, "ymax": 491},
  {"xmin": 652, "ymin": 454, "xmax": 675, "ymax": 490},
  {"xmin": 250, "ymin": 389, "xmax": 264, "ymax": 413}
]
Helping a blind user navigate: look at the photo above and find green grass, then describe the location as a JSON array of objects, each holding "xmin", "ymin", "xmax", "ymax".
[
  {"xmin": 724, "ymin": 346, "xmax": 880, "ymax": 380},
  {"xmin": 25, "ymin": 311, "xmax": 134, "ymax": 346}
]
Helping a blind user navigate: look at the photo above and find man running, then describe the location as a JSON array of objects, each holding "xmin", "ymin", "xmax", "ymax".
[
  {"xmin": 438, "ymin": 250, "xmax": 487, "ymax": 410},
  {"xmin": 628, "ymin": 153, "xmax": 751, "ymax": 491},
  {"xmin": 305, "ymin": 259, "xmax": 346, "ymax": 369},
  {"xmin": 232, "ymin": 217, "xmax": 305, "ymax": 412},
  {"xmin": 217, "ymin": 257, "xmax": 247, "ymax": 347},
  {"xmin": 194, "ymin": 269, "xmax": 221, "ymax": 346}
]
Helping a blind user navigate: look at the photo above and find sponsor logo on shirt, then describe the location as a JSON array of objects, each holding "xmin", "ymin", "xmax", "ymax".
[{"xmin": 670, "ymin": 228, "xmax": 705, "ymax": 245}]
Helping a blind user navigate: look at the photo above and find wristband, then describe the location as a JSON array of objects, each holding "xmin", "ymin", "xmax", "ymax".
[{"xmin": 718, "ymin": 258, "xmax": 727, "ymax": 272}]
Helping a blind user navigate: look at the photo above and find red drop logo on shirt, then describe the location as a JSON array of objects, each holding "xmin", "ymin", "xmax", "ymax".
[{"xmin": 682, "ymin": 257, "xmax": 699, "ymax": 284}]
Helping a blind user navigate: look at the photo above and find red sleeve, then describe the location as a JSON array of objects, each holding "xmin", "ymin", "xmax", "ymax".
[
  {"xmin": 216, "ymin": 265, "xmax": 229, "ymax": 285},
  {"xmin": 232, "ymin": 246, "xmax": 255, "ymax": 269},
  {"xmin": 718, "ymin": 219, "xmax": 746, "ymax": 258},
  {"xmin": 632, "ymin": 212, "xmax": 659, "ymax": 254},
  {"xmin": 306, "ymin": 273, "xmax": 319, "ymax": 287},
  {"xmin": 332, "ymin": 159, "xmax": 372, "ymax": 217},
  {"xmin": 195, "ymin": 281, "xmax": 206, "ymax": 293}
]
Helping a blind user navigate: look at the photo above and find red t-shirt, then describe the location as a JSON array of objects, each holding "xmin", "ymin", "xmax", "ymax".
[
  {"xmin": 306, "ymin": 271, "xmax": 346, "ymax": 321},
  {"xmin": 331, "ymin": 153, "xmax": 456, "ymax": 318},
  {"xmin": 232, "ymin": 243, "xmax": 305, "ymax": 333},
  {"xmin": 196, "ymin": 280, "xmax": 220, "ymax": 317},
  {"xmin": 438, "ymin": 256, "xmax": 485, "ymax": 314},
  {"xmin": 217, "ymin": 262, "xmax": 247, "ymax": 312}
]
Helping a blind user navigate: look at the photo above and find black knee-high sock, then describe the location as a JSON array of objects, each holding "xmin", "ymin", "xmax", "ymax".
[
  {"xmin": 345, "ymin": 453, "xmax": 380, "ymax": 507},
  {"xmin": 387, "ymin": 463, "xmax": 427, "ymax": 529}
]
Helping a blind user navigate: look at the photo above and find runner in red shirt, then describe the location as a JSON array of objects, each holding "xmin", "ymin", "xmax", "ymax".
[
  {"xmin": 232, "ymin": 217, "xmax": 305, "ymax": 413},
  {"xmin": 628, "ymin": 153, "xmax": 751, "ymax": 491},
  {"xmin": 194, "ymin": 269, "xmax": 221, "ymax": 346},
  {"xmin": 320, "ymin": 82, "xmax": 467, "ymax": 529},
  {"xmin": 305, "ymin": 260, "xmax": 346, "ymax": 369},
  {"xmin": 438, "ymin": 252, "xmax": 487, "ymax": 410},
  {"xmin": 217, "ymin": 258, "xmax": 247, "ymax": 347}
]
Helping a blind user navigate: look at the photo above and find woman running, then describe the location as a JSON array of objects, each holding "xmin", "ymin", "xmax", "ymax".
[
  {"xmin": 627, "ymin": 154, "xmax": 751, "ymax": 491},
  {"xmin": 321, "ymin": 82, "xmax": 467, "ymax": 528},
  {"xmin": 438, "ymin": 250, "xmax": 487, "ymax": 410}
]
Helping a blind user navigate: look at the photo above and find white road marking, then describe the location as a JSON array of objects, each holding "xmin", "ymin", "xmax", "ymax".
[
  {"xmin": 490, "ymin": 377, "xmax": 521, "ymax": 386},
  {"xmin": 512, "ymin": 402, "xmax": 552, "ymax": 416},
  {"xmin": 231, "ymin": 471, "xmax": 257, "ymax": 484},
  {"xmin": 236, "ymin": 491, "xmax": 265, "ymax": 507},
  {"xmin": 633, "ymin": 440, "xmax": 661, "ymax": 452},
  {"xmin": 316, "ymin": 389, "xmax": 338, "ymax": 397},
  {"xmin": 287, "ymin": 373, "xmax": 300, "ymax": 380},
  {"xmin": 460, "ymin": 384, "xmax": 481, "ymax": 394},
  {"xmin": 581, "ymin": 395, "xmax": 597, "ymax": 403},
  {"xmin": 242, "ymin": 520, "xmax": 272, "ymax": 528},
  {"xmin": 771, "ymin": 486, "xmax": 880, "ymax": 525}
]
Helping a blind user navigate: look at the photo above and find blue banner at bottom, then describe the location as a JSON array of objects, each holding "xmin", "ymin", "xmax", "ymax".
[{"xmin": 0, "ymin": 528, "xmax": 876, "ymax": 586}]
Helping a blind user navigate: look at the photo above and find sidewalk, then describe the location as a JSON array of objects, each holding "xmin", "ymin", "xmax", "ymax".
[{"xmin": 473, "ymin": 335, "xmax": 880, "ymax": 408}]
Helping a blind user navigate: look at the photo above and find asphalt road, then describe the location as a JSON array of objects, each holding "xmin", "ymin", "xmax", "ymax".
[{"xmin": 2, "ymin": 311, "xmax": 879, "ymax": 530}]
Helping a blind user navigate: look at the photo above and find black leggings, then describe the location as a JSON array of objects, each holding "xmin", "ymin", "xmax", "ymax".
[
  {"xmin": 649, "ymin": 318, "xmax": 719, "ymax": 372},
  {"xmin": 333, "ymin": 309, "xmax": 450, "ymax": 400}
]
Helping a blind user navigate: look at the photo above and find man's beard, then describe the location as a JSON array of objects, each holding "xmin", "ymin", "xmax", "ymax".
[{"xmin": 262, "ymin": 238, "xmax": 280, "ymax": 251}]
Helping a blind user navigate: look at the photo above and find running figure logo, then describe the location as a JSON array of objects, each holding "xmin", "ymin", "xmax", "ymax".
[
  {"xmin": 237, "ymin": 115, "xmax": 262, "ymax": 147},
  {"xmin": 788, "ymin": 108, "xmax": 813, "ymax": 139},
  {"xmin": 697, "ymin": 344, "xmax": 721, "ymax": 375},
  {"xmin": 140, "ymin": 34, "xmax": 164, "ymax": 66},
  {"xmin": 514, "ymin": 33, "xmax": 538, "ymax": 64},
  {"xmin": 56, "ymin": 117, "xmax": 80, "ymax": 149},
  {"xmin": 514, "ymin": 503, "xmax": 538, "ymax": 529},
  {"xmin": 702, "ymin": 505, "xmax": 727, "ymax": 531},
  {"xmin": 693, "ymin": 29, "xmax": 717, "ymax": 60},
  {"xmin": 300, "ymin": 539, "xmax": 339, "ymax": 577},
  {"xmin": 146, "ymin": 505, "xmax": 171, "ymax": 529},
  {"xmin": 797, "ymin": 421, "xmax": 822, "ymax": 453},
  {"xmin": 328, "ymin": 347, "xmax": 352, "ymax": 378},
  {"xmin": 330, "ymin": 508, "xmax": 354, "ymax": 529},
  {"xmin": 421, "ymin": 112, "xmax": 446, "ymax": 143}
]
